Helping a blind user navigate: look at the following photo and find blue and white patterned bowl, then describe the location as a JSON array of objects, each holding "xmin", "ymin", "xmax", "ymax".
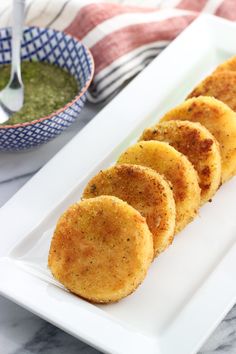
[{"xmin": 0, "ymin": 26, "xmax": 94, "ymax": 151}]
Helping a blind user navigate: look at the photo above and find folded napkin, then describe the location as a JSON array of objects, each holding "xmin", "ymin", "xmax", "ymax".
[{"xmin": 0, "ymin": 0, "xmax": 235, "ymax": 103}]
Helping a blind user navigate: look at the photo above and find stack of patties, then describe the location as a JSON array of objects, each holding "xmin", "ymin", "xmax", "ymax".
[{"xmin": 48, "ymin": 55, "xmax": 236, "ymax": 304}]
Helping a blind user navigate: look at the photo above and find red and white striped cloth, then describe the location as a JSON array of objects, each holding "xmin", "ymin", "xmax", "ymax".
[{"xmin": 0, "ymin": 0, "xmax": 236, "ymax": 102}]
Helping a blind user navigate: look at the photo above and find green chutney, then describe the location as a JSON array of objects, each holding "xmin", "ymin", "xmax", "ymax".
[{"xmin": 0, "ymin": 61, "xmax": 78, "ymax": 125}]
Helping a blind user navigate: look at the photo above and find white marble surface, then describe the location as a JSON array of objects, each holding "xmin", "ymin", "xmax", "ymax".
[{"xmin": 0, "ymin": 102, "xmax": 236, "ymax": 354}]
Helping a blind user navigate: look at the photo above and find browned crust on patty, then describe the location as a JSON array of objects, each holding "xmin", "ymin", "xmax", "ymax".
[
  {"xmin": 187, "ymin": 71, "xmax": 236, "ymax": 112},
  {"xmin": 117, "ymin": 141, "xmax": 200, "ymax": 234},
  {"xmin": 83, "ymin": 164, "xmax": 176, "ymax": 257},
  {"xmin": 160, "ymin": 96, "xmax": 236, "ymax": 183},
  {"xmin": 140, "ymin": 120, "xmax": 221, "ymax": 204},
  {"xmin": 48, "ymin": 196, "xmax": 153, "ymax": 303},
  {"xmin": 214, "ymin": 55, "xmax": 236, "ymax": 73}
]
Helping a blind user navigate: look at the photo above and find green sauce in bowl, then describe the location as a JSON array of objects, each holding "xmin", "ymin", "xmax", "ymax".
[{"xmin": 0, "ymin": 61, "xmax": 78, "ymax": 126}]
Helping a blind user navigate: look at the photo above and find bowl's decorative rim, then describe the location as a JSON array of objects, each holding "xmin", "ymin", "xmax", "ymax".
[{"xmin": 0, "ymin": 26, "xmax": 95, "ymax": 130}]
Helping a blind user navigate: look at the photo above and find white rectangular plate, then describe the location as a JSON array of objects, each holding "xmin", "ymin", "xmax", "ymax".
[{"xmin": 0, "ymin": 14, "xmax": 236, "ymax": 354}]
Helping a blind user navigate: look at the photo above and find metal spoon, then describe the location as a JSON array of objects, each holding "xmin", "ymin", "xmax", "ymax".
[{"xmin": 0, "ymin": 0, "xmax": 25, "ymax": 124}]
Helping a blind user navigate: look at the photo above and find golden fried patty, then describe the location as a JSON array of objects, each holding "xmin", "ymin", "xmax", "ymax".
[
  {"xmin": 187, "ymin": 71, "xmax": 236, "ymax": 112},
  {"xmin": 83, "ymin": 164, "xmax": 176, "ymax": 256},
  {"xmin": 117, "ymin": 141, "xmax": 200, "ymax": 234},
  {"xmin": 214, "ymin": 55, "xmax": 236, "ymax": 73},
  {"xmin": 140, "ymin": 120, "xmax": 221, "ymax": 204},
  {"xmin": 160, "ymin": 96, "xmax": 236, "ymax": 183},
  {"xmin": 48, "ymin": 196, "xmax": 153, "ymax": 303}
]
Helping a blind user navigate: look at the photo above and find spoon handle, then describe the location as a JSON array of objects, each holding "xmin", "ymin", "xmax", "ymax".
[{"xmin": 10, "ymin": 0, "xmax": 25, "ymax": 86}]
